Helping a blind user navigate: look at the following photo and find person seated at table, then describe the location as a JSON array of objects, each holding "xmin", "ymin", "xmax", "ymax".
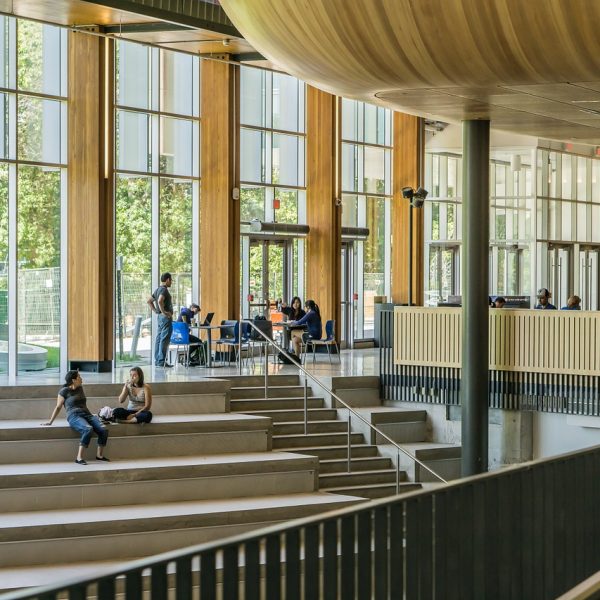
[
  {"xmin": 493, "ymin": 297, "xmax": 506, "ymax": 308},
  {"xmin": 561, "ymin": 295, "xmax": 581, "ymax": 310},
  {"xmin": 177, "ymin": 303, "xmax": 202, "ymax": 365},
  {"xmin": 281, "ymin": 296, "xmax": 306, "ymax": 321},
  {"xmin": 113, "ymin": 367, "xmax": 153, "ymax": 424},
  {"xmin": 289, "ymin": 299, "xmax": 322, "ymax": 356}
]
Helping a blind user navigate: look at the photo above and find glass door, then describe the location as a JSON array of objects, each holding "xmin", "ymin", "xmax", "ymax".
[
  {"xmin": 579, "ymin": 245, "xmax": 600, "ymax": 310},
  {"xmin": 547, "ymin": 244, "xmax": 573, "ymax": 310},
  {"xmin": 428, "ymin": 245, "xmax": 460, "ymax": 304},
  {"xmin": 341, "ymin": 242, "xmax": 356, "ymax": 347},
  {"xmin": 245, "ymin": 238, "xmax": 293, "ymax": 317}
]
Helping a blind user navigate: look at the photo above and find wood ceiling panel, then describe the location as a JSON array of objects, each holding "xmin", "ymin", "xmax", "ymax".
[{"xmin": 220, "ymin": 0, "xmax": 600, "ymax": 144}]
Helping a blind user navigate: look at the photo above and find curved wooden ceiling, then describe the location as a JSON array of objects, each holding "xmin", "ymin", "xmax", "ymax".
[{"xmin": 220, "ymin": 0, "xmax": 600, "ymax": 144}]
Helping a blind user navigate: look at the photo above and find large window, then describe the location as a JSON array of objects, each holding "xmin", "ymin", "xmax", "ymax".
[
  {"xmin": 0, "ymin": 18, "xmax": 67, "ymax": 375},
  {"xmin": 240, "ymin": 67, "xmax": 306, "ymax": 316},
  {"xmin": 424, "ymin": 149, "xmax": 533, "ymax": 304},
  {"xmin": 341, "ymin": 99, "xmax": 392, "ymax": 339},
  {"xmin": 114, "ymin": 41, "xmax": 199, "ymax": 365}
]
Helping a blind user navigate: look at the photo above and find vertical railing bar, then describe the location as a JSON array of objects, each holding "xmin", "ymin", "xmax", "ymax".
[
  {"xmin": 223, "ymin": 545, "xmax": 239, "ymax": 600},
  {"xmin": 347, "ymin": 410, "xmax": 352, "ymax": 473},
  {"xmin": 264, "ymin": 339, "xmax": 269, "ymax": 399},
  {"xmin": 396, "ymin": 448, "xmax": 400, "ymax": 494},
  {"xmin": 200, "ymin": 551, "xmax": 217, "ymax": 600},
  {"xmin": 175, "ymin": 557, "xmax": 193, "ymax": 600},
  {"xmin": 266, "ymin": 534, "xmax": 281, "ymax": 600},
  {"xmin": 151, "ymin": 562, "xmax": 168, "ymax": 600},
  {"xmin": 303, "ymin": 375, "xmax": 308, "ymax": 435},
  {"xmin": 96, "ymin": 577, "xmax": 115, "ymax": 600}
]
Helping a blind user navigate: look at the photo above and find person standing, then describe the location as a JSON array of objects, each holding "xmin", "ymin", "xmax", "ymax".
[
  {"xmin": 147, "ymin": 272, "xmax": 174, "ymax": 367},
  {"xmin": 41, "ymin": 370, "xmax": 109, "ymax": 465}
]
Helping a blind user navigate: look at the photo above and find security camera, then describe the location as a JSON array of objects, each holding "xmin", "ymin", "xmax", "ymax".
[
  {"xmin": 402, "ymin": 187, "xmax": 414, "ymax": 199},
  {"xmin": 414, "ymin": 187, "xmax": 429, "ymax": 200}
]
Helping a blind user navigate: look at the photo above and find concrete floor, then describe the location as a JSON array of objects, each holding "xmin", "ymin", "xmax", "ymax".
[{"xmin": 0, "ymin": 348, "xmax": 381, "ymax": 387}]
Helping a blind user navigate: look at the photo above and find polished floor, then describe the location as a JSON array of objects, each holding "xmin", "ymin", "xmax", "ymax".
[{"xmin": 0, "ymin": 348, "xmax": 380, "ymax": 388}]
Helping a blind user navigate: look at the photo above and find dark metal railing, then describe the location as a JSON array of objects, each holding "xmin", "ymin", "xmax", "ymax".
[
  {"xmin": 4, "ymin": 444, "xmax": 600, "ymax": 599},
  {"xmin": 380, "ymin": 309, "xmax": 600, "ymax": 415},
  {"xmin": 239, "ymin": 318, "xmax": 447, "ymax": 485}
]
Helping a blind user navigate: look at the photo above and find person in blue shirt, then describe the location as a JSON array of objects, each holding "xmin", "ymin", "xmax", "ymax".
[
  {"xmin": 561, "ymin": 295, "xmax": 581, "ymax": 310},
  {"xmin": 535, "ymin": 288, "xmax": 557, "ymax": 310},
  {"xmin": 289, "ymin": 299, "xmax": 322, "ymax": 356},
  {"xmin": 177, "ymin": 303, "xmax": 203, "ymax": 365}
]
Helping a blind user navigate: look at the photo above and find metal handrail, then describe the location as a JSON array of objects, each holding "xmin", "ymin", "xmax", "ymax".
[{"xmin": 238, "ymin": 318, "xmax": 447, "ymax": 485}]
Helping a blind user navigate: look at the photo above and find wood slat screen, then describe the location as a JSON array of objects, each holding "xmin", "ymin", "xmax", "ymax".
[{"xmin": 394, "ymin": 307, "xmax": 600, "ymax": 376}]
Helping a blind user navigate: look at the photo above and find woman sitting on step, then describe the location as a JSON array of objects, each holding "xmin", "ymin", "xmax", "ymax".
[
  {"xmin": 113, "ymin": 367, "xmax": 153, "ymax": 424},
  {"xmin": 42, "ymin": 370, "xmax": 109, "ymax": 465}
]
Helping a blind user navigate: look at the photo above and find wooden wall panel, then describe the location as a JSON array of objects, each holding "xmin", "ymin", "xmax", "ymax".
[
  {"xmin": 391, "ymin": 112, "xmax": 424, "ymax": 305},
  {"xmin": 305, "ymin": 86, "xmax": 341, "ymax": 335},
  {"xmin": 394, "ymin": 307, "xmax": 600, "ymax": 376},
  {"xmin": 67, "ymin": 32, "xmax": 113, "ymax": 364},
  {"xmin": 200, "ymin": 60, "xmax": 240, "ymax": 326}
]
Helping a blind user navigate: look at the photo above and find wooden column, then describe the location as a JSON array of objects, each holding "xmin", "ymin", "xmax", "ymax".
[
  {"xmin": 67, "ymin": 32, "xmax": 113, "ymax": 371},
  {"xmin": 306, "ymin": 86, "xmax": 341, "ymax": 335},
  {"xmin": 200, "ymin": 60, "xmax": 240, "ymax": 325},
  {"xmin": 391, "ymin": 112, "xmax": 424, "ymax": 305}
]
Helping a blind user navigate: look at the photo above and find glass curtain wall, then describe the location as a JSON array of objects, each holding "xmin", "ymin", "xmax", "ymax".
[
  {"xmin": 341, "ymin": 98, "xmax": 392, "ymax": 339},
  {"xmin": 114, "ymin": 41, "xmax": 199, "ymax": 365},
  {"xmin": 239, "ymin": 66, "xmax": 306, "ymax": 316},
  {"xmin": 0, "ymin": 18, "xmax": 67, "ymax": 375},
  {"xmin": 424, "ymin": 151, "xmax": 533, "ymax": 304},
  {"xmin": 537, "ymin": 149, "xmax": 600, "ymax": 309}
]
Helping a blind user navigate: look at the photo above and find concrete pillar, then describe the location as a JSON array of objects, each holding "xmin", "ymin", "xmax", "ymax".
[{"xmin": 461, "ymin": 120, "xmax": 490, "ymax": 476}]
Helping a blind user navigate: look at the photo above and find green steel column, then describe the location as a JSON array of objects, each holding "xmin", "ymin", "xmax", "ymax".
[{"xmin": 461, "ymin": 120, "xmax": 490, "ymax": 476}]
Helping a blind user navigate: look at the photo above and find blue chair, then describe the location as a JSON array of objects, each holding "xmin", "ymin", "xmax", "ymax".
[
  {"xmin": 215, "ymin": 320, "xmax": 248, "ymax": 365},
  {"xmin": 303, "ymin": 320, "xmax": 340, "ymax": 364},
  {"xmin": 168, "ymin": 321, "xmax": 204, "ymax": 367}
]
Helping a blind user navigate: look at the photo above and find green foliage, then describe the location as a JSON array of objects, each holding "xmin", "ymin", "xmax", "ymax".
[{"xmin": 159, "ymin": 179, "xmax": 192, "ymax": 273}]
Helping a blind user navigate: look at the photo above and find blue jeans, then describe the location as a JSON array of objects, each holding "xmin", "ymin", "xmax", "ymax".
[
  {"xmin": 113, "ymin": 407, "xmax": 153, "ymax": 423},
  {"xmin": 67, "ymin": 412, "xmax": 108, "ymax": 448},
  {"xmin": 155, "ymin": 315, "xmax": 173, "ymax": 365}
]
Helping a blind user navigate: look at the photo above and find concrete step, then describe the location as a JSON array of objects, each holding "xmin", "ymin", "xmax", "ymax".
[
  {"xmin": 319, "ymin": 468, "xmax": 402, "ymax": 489},
  {"xmin": 326, "ymin": 482, "xmax": 422, "ymax": 499},
  {"xmin": 273, "ymin": 420, "xmax": 348, "ymax": 435},
  {"xmin": 212, "ymin": 374, "xmax": 300, "ymax": 388},
  {"xmin": 273, "ymin": 431, "xmax": 364, "ymax": 449},
  {"xmin": 319, "ymin": 456, "xmax": 393, "ymax": 474},
  {"xmin": 230, "ymin": 386, "xmax": 313, "ymax": 399},
  {"xmin": 0, "ymin": 453, "xmax": 319, "ymax": 512},
  {"xmin": 0, "ymin": 493, "xmax": 361, "ymax": 567},
  {"xmin": 0, "ymin": 387, "xmax": 230, "ymax": 420},
  {"xmin": 230, "ymin": 397, "xmax": 325, "ymax": 411},
  {"xmin": 0, "ymin": 415, "xmax": 271, "ymax": 464},
  {"xmin": 346, "ymin": 407, "xmax": 429, "ymax": 445},
  {"xmin": 333, "ymin": 388, "xmax": 381, "ymax": 408},
  {"xmin": 394, "ymin": 442, "xmax": 462, "ymax": 482},
  {"xmin": 285, "ymin": 444, "xmax": 379, "ymax": 460},
  {"xmin": 0, "ymin": 414, "xmax": 269, "ymax": 441},
  {"xmin": 242, "ymin": 408, "xmax": 338, "ymax": 422}
]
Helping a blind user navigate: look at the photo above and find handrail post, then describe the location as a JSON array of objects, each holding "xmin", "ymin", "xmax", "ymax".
[
  {"xmin": 303, "ymin": 375, "xmax": 308, "ymax": 435},
  {"xmin": 347, "ymin": 410, "xmax": 351, "ymax": 473},
  {"xmin": 264, "ymin": 339, "xmax": 269, "ymax": 399},
  {"xmin": 396, "ymin": 448, "xmax": 400, "ymax": 494},
  {"xmin": 238, "ymin": 319, "xmax": 242, "ymax": 375}
]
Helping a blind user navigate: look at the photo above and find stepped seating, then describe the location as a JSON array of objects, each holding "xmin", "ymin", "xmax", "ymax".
[
  {"xmin": 0, "ymin": 379, "xmax": 361, "ymax": 593},
  {"xmin": 224, "ymin": 374, "xmax": 414, "ymax": 499}
]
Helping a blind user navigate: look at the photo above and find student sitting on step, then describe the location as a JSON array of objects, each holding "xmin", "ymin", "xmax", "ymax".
[
  {"xmin": 113, "ymin": 366, "xmax": 153, "ymax": 424},
  {"xmin": 42, "ymin": 370, "xmax": 110, "ymax": 465}
]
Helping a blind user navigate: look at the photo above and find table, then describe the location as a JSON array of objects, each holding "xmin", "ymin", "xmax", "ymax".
[
  {"xmin": 274, "ymin": 322, "xmax": 305, "ymax": 352},
  {"xmin": 190, "ymin": 325, "xmax": 221, "ymax": 368}
]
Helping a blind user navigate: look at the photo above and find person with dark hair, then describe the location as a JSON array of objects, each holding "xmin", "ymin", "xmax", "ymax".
[
  {"xmin": 113, "ymin": 367, "xmax": 153, "ymax": 424},
  {"xmin": 281, "ymin": 296, "xmax": 306, "ymax": 321},
  {"xmin": 177, "ymin": 303, "xmax": 203, "ymax": 365},
  {"xmin": 289, "ymin": 299, "xmax": 322, "ymax": 356},
  {"xmin": 147, "ymin": 272, "xmax": 174, "ymax": 367},
  {"xmin": 535, "ymin": 288, "xmax": 557, "ymax": 310},
  {"xmin": 494, "ymin": 297, "xmax": 506, "ymax": 308},
  {"xmin": 41, "ymin": 370, "xmax": 109, "ymax": 465}
]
